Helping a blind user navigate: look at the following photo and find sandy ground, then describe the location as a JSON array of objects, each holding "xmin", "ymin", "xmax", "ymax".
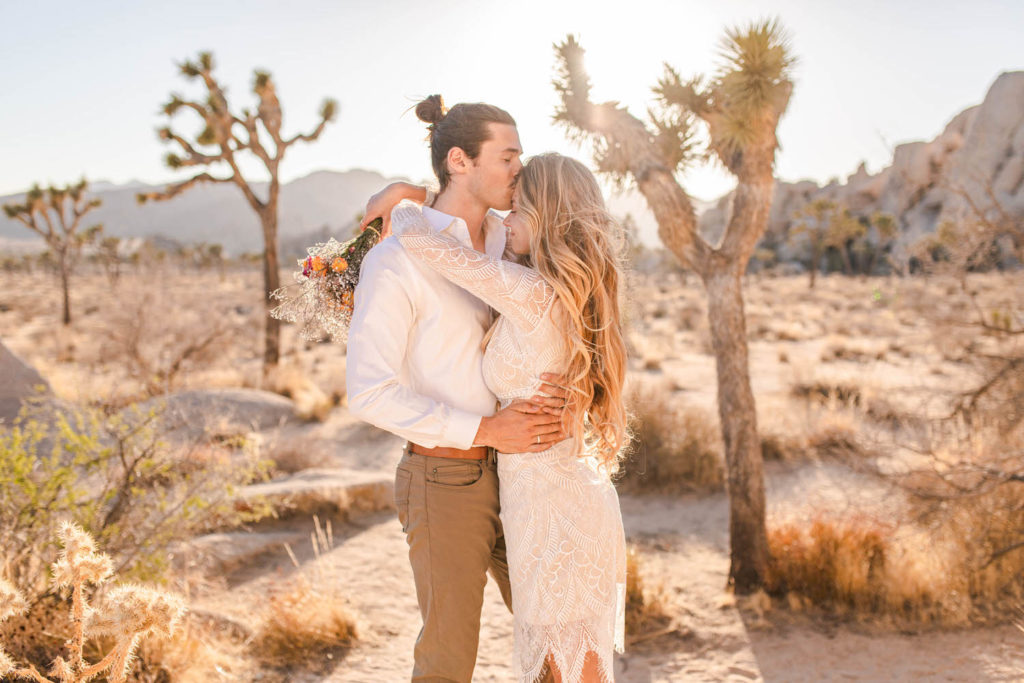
[
  {"xmin": 187, "ymin": 420, "xmax": 1024, "ymax": 682},
  {"xmin": 2, "ymin": 269, "xmax": 1023, "ymax": 681}
]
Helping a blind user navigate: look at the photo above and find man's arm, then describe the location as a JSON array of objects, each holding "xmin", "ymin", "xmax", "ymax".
[{"xmin": 358, "ymin": 182, "xmax": 431, "ymax": 235}]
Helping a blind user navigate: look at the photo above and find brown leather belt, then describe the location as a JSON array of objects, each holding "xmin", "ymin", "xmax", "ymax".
[{"xmin": 408, "ymin": 443, "xmax": 488, "ymax": 461}]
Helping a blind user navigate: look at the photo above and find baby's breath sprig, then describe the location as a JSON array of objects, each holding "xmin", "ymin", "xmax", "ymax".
[{"xmin": 271, "ymin": 217, "xmax": 384, "ymax": 342}]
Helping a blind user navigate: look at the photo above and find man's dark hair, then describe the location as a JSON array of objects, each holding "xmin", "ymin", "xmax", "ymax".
[{"xmin": 415, "ymin": 94, "xmax": 516, "ymax": 191}]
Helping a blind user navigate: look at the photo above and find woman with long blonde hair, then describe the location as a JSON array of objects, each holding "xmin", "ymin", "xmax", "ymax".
[{"xmin": 384, "ymin": 152, "xmax": 629, "ymax": 682}]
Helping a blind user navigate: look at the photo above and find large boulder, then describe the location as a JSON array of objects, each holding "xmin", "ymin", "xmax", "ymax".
[
  {"xmin": 0, "ymin": 340, "xmax": 51, "ymax": 423},
  {"xmin": 140, "ymin": 387, "xmax": 302, "ymax": 441}
]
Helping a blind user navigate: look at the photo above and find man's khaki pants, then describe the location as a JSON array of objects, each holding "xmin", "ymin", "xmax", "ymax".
[{"xmin": 394, "ymin": 446, "xmax": 513, "ymax": 683}]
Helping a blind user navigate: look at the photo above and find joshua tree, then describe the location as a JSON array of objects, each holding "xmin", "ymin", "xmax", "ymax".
[
  {"xmin": 823, "ymin": 206, "xmax": 865, "ymax": 276},
  {"xmin": 863, "ymin": 211, "xmax": 898, "ymax": 277},
  {"xmin": 138, "ymin": 52, "xmax": 337, "ymax": 369},
  {"xmin": 2, "ymin": 180, "xmax": 103, "ymax": 325},
  {"xmin": 790, "ymin": 198, "xmax": 835, "ymax": 288},
  {"xmin": 554, "ymin": 20, "xmax": 795, "ymax": 592},
  {"xmin": 98, "ymin": 235, "xmax": 123, "ymax": 286}
]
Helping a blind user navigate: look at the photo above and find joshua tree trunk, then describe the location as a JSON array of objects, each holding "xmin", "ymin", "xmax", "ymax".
[
  {"xmin": 59, "ymin": 251, "xmax": 72, "ymax": 326},
  {"xmin": 260, "ymin": 207, "xmax": 281, "ymax": 367},
  {"xmin": 705, "ymin": 265, "xmax": 768, "ymax": 590},
  {"xmin": 839, "ymin": 244, "xmax": 854, "ymax": 276},
  {"xmin": 809, "ymin": 240, "xmax": 820, "ymax": 289}
]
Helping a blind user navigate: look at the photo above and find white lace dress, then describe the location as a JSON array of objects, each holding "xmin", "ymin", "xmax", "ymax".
[{"xmin": 391, "ymin": 204, "xmax": 626, "ymax": 683}]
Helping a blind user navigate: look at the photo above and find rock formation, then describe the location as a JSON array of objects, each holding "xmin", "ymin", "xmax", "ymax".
[{"xmin": 700, "ymin": 71, "xmax": 1024, "ymax": 264}]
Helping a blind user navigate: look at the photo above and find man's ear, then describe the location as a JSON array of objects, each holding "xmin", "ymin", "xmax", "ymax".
[{"xmin": 446, "ymin": 146, "xmax": 469, "ymax": 176}]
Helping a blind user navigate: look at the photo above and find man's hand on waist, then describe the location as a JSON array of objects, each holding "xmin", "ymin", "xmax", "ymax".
[{"xmin": 474, "ymin": 400, "xmax": 566, "ymax": 453}]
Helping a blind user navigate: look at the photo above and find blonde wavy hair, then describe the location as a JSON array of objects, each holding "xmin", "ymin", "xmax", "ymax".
[{"xmin": 515, "ymin": 153, "xmax": 629, "ymax": 470}]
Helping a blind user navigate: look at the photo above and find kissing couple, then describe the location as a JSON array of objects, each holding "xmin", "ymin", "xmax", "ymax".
[{"xmin": 347, "ymin": 94, "xmax": 628, "ymax": 683}]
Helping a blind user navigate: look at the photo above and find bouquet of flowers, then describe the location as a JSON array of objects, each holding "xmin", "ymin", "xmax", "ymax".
[{"xmin": 270, "ymin": 217, "xmax": 383, "ymax": 342}]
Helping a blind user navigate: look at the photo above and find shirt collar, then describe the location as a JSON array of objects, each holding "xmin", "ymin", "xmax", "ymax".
[{"xmin": 421, "ymin": 205, "xmax": 507, "ymax": 259}]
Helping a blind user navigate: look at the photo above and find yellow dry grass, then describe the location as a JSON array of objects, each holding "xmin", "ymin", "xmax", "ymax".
[
  {"xmin": 620, "ymin": 379, "xmax": 724, "ymax": 492},
  {"xmin": 254, "ymin": 577, "xmax": 357, "ymax": 672}
]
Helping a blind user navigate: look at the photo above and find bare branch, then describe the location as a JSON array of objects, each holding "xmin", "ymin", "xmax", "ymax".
[
  {"xmin": 136, "ymin": 172, "xmax": 235, "ymax": 203},
  {"xmin": 282, "ymin": 99, "xmax": 337, "ymax": 150}
]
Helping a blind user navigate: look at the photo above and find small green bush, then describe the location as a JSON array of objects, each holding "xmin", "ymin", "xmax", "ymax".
[{"xmin": 0, "ymin": 400, "xmax": 271, "ymax": 597}]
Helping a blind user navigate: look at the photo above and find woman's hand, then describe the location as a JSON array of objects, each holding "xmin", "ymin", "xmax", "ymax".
[
  {"xmin": 528, "ymin": 373, "xmax": 570, "ymax": 416},
  {"xmin": 358, "ymin": 182, "xmax": 428, "ymax": 237}
]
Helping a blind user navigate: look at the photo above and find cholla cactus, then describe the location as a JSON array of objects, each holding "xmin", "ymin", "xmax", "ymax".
[
  {"xmin": 0, "ymin": 578, "xmax": 28, "ymax": 678},
  {"xmin": 0, "ymin": 522, "xmax": 186, "ymax": 683}
]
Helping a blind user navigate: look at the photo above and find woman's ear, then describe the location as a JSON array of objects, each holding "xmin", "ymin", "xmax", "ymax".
[{"xmin": 446, "ymin": 146, "xmax": 468, "ymax": 176}]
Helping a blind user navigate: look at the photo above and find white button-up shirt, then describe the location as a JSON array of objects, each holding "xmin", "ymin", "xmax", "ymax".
[{"xmin": 346, "ymin": 201, "xmax": 507, "ymax": 449}]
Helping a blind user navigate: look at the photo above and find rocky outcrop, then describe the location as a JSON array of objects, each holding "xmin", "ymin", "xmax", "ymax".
[
  {"xmin": 0, "ymin": 340, "xmax": 51, "ymax": 423},
  {"xmin": 700, "ymin": 71, "xmax": 1024, "ymax": 260}
]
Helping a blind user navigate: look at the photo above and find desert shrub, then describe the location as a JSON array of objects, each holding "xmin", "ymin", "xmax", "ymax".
[
  {"xmin": 0, "ymin": 523, "xmax": 186, "ymax": 683},
  {"xmin": 129, "ymin": 614, "xmax": 248, "ymax": 682},
  {"xmin": 886, "ymin": 420, "xmax": 1024, "ymax": 622},
  {"xmin": 620, "ymin": 381, "xmax": 724, "ymax": 492},
  {"xmin": 0, "ymin": 400, "xmax": 271, "ymax": 599},
  {"xmin": 97, "ymin": 285, "xmax": 241, "ymax": 403}
]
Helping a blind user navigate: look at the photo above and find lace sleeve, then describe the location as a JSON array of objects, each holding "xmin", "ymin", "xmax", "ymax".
[{"xmin": 391, "ymin": 204, "xmax": 555, "ymax": 332}]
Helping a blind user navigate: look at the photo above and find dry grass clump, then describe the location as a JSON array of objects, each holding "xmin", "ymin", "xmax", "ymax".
[
  {"xmin": 253, "ymin": 577, "xmax": 356, "ymax": 673},
  {"xmin": 819, "ymin": 336, "xmax": 889, "ymax": 363},
  {"xmin": 766, "ymin": 516, "xmax": 964, "ymax": 624},
  {"xmin": 805, "ymin": 411, "xmax": 867, "ymax": 460},
  {"xmin": 790, "ymin": 378, "xmax": 863, "ymax": 408},
  {"xmin": 759, "ymin": 430, "xmax": 807, "ymax": 462},
  {"xmin": 253, "ymin": 521, "xmax": 356, "ymax": 673},
  {"xmin": 620, "ymin": 381, "xmax": 724, "ymax": 492},
  {"xmin": 624, "ymin": 546, "xmax": 672, "ymax": 640}
]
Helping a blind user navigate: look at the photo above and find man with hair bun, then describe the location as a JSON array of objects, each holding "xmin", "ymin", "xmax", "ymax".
[{"xmin": 348, "ymin": 95, "xmax": 568, "ymax": 682}]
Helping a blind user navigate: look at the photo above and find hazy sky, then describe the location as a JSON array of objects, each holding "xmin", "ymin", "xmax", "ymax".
[{"xmin": 1, "ymin": 0, "xmax": 1021, "ymax": 200}]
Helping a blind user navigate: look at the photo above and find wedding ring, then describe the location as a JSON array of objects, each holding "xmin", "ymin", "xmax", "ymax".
[{"xmin": 536, "ymin": 435, "xmax": 540, "ymax": 445}]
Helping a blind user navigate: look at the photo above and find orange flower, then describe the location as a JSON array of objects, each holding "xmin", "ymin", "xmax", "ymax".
[
  {"xmin": 341, "ymin": 290, "xmax": 354, "ymax": 307},
  {"xmin": 312, "ymin": 256, "xmax": 326, "ymax": 274},
  {"xmin": 331, "ymin": 257, "xmax": 348, "ymax": 273}
]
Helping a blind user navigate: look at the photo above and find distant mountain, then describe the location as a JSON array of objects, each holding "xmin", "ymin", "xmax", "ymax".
[{"xmin": 0, "ymin": 169, "xmax": 407, "ymax": 256}]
